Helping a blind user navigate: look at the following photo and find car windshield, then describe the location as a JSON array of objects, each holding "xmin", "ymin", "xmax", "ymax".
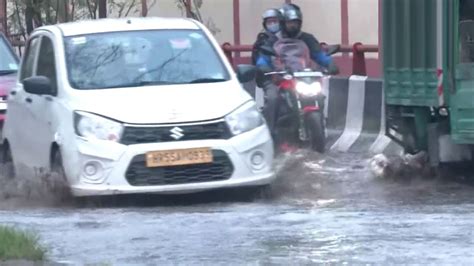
[
  {"xmin": 0, "ymin": 35, "xmax": 19, "ymax": 74},
  {"xmin": 64, "ymin": 29, "xmax": 230, "ymax": 90}
]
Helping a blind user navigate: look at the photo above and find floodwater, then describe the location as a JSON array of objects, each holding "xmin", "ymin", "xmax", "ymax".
[{"xmin": 0, "ymin": 151, "xmax": 473, "ymax": 265}]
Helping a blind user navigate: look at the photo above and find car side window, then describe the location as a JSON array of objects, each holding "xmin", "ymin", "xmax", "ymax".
[
  {"xmin": 19, "ymin": 37, "xmax": 40, "ymax": 81},
  {"xmin": 36, "ymin": 36, "xmax": 58, "ymax": 94}
]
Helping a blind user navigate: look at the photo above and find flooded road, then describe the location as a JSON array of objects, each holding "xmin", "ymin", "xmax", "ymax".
[{"xmin": 1, "ymin": 151, "xmax": 473, "ymax": 264}]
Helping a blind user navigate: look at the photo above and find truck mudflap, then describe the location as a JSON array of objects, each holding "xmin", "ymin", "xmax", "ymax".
[
  {"xmin": 428, "ymin": 121, "xmax": 472, "ymax": 166},
  {"xmin": 385, "ymin": 105, "xmax": 430, "ymax": 154}
]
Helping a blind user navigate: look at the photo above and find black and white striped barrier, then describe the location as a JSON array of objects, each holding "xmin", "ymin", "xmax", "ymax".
[{"xmin": 249, "ymin": 76, "xmax": 402, "ymax": 155}]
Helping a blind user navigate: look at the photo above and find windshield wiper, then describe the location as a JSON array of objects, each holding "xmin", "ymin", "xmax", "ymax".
[
  {"xmin": 100, "ymin": 80, "xmax": 175, "ymax": 89},
  {"xmin": 0, "ymin": 70, "xmax": 17, "ymax": 76},
  {"xmin": 188, "ymin": 78, "xmax": 228, "ymax": 84}
]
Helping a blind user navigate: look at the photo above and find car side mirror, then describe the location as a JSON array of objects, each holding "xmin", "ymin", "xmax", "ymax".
[
  {"xmin": 23, "ymin": 76, "xmax": 54, "ymax": 95},
  {"xmin": 236, "ymin": 64, "xmax": 257, "ymax": 83}
]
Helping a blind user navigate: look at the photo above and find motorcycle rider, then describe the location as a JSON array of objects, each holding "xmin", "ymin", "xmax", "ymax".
[
  {"xmin": 251, "ymin": 8, "xmax": 282, "ymax": 65},
  {"xmin": 256, "ymin": 5, "xmax": 339, "ymax": 149},
  {"xmin": 257, "ymin": 4, "xmax": 339, "ymax": 73}
]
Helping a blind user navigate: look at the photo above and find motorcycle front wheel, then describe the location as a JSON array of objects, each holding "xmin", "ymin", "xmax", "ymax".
[{"xmin": 305, "ymin": 112, "xmax": 326, "ymax": 153}]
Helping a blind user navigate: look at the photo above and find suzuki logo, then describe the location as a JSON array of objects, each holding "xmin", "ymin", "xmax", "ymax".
[{"xmin": 170, "ymin": 127, "xmax": 184, "ymax": 140}]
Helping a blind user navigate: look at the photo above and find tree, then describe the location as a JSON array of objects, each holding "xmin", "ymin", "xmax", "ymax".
[
  {"xmin": 5, "ymin": 0, "xmax": 218, "ymax": 39},
  {"xmin": 97, "ymin": 0, "xmax": 105, "ymax": 18},
  {"xmin": 7, "ymin": 0, "xmax": 103, "ymax": 35},
  {"xmin": 1, "ymin": 0, "xmax": 7, "ymax": 34},
  {"xmin": 175, "ymin": 0, "xmax": 220, "ymax": 36},
  {"xmin": 141, "ymin": 0, "xmax": 147, "ymax": 17}
]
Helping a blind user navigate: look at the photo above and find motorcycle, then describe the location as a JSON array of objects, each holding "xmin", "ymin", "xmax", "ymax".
[{"xmin": 259, "ymin": 41, "xmax": 340, "ymax": 153}]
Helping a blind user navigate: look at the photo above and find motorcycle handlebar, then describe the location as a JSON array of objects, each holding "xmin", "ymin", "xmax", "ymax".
[
  {"xmin": 263, "ymin": 70, "xmax": 327, "ymax": 77},
  {"xmin": 263, "ymin": 71, "xmax": 287, "ymax": 76}
]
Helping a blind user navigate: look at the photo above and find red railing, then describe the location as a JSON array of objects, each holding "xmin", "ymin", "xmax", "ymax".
[{"xmin": 221, "ymin": 42, "xmax": 379, "ymax": 76}]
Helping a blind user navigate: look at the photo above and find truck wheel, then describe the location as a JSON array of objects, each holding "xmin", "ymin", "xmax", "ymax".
[{"xmin": 306, "ymin": 112, "xmax": 326, "ymax": 153}]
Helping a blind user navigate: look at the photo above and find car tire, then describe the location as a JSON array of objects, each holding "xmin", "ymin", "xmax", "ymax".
[
  {"xmin": 0, "ymin": 144, "xmax": 15, "ymax": 179},
  {"xmin": 49, "ymin": 149, "xmax": 72, "ymax": 201}
]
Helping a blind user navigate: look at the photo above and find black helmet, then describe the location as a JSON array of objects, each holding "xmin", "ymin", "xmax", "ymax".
[
  {"xmin": 279, "ymin": 3, "xmax": 301, "ymax": 16},
  {"xmin": 282, "ymin": 8, "xmax": 303, "ymax": 37},
  {"xmin": 283, "ymin": 8, "xmax": 303, "ymax": 22}
]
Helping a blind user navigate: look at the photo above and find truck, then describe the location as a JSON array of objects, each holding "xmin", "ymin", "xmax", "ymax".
[{"xmin": 383, "ymin": 0, "xmax": 474, "ymax": 166}]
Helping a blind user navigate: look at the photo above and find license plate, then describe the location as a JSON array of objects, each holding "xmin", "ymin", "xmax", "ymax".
[{"xmin": 146, "ymin": 147, "xmax": 213, "ymax": 167}]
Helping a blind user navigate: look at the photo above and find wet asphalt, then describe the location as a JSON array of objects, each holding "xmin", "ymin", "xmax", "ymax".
[{"xmin": 0, "ymin": 150, "xmax": 473, "ymax": 265}]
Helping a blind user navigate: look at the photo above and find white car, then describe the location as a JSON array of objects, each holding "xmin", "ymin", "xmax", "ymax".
[{"xmin": 1, "ymin": 17, "xmax": 275, "ymax": 197}]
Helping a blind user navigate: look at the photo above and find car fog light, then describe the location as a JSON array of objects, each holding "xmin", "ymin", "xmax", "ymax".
[
  {"xmin": 83, "ymin": 161, "xmax": 104, "ymax": 181},
  {"xmin": 85, "ymin": 164, "xmax": 98, "ymax": 176},
  {"xmin": 250, "ymin": 151, "xmax": 265, "ymax": 170}
]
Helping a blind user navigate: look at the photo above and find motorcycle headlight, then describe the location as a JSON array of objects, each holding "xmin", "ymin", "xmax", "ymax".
[
  {"xmin": 225, "ymin": 102, "xmax": 265, "ymax": 135},
  {"xmin": 74, "ymin": 111, "xmax": 124, "ymax": 142},
  {"xmin": 295, "ymin": 81, "xmax": 322, "ymax": 96}
]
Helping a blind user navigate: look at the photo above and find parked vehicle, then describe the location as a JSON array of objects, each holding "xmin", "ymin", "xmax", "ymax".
[
  {"xmin": 0, "ymin": 32, "xmax": 19, "ymax": 138},
  {"xmin": 383, "ymin": 0, "xmax": 474, "ymax": 166},
  {"xmin": 1, "ymin": 17, "xmax": 275, "ymax": 197}
]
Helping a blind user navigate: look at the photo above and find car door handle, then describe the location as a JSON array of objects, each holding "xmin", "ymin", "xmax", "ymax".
[
  {"xmin": 25, "ymin": 97, "xmax": 32, "ymax": 103},
  {"xmin": 10, "ymin": 91, "xmax": 16, "ymax": 96}
]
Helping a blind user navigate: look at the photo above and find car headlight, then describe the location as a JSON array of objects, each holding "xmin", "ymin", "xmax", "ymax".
[
  {"xmin": 74, "ymin": 111, "xmax": 124, "ymax": 142},
  {"xmin": 225, "ymin": 102, "xmax": 264, "ymax": 135},
  {"xmin": 0, "ymin": 96, "xmax": 6, "ymax": 111},
  {"xmin": 295, "ymin": 81, "xmax": 322, "ymax": 96}
]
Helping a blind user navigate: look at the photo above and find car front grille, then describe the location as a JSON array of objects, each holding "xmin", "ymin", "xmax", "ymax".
[
  {"xmin": 120, "ymin": 121, "xmax": 232, "ymax": 145},
  {"xmin": 125, "ymin": 150, "xmax": 234, "ymax": 186}
]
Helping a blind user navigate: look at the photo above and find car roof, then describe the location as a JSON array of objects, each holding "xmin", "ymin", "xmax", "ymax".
[{"xmin": 38, "ymin": 17, "xmax": 201, "ymax": 37}]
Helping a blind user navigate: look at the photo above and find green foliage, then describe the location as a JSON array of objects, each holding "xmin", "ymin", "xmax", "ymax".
[{"xmin": 0, "ymin": 225, "xmax": 46, "ymax": 261}]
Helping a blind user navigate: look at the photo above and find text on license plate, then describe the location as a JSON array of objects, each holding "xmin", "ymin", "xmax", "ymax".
[{"xmin": 146, "ymin": 147, "xmax": 213, "ymax": 167}]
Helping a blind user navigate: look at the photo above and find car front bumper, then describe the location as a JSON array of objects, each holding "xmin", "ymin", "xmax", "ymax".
[{"xmin": 62, "ymin": 125, "xmax": 275, "ymax": 197}]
